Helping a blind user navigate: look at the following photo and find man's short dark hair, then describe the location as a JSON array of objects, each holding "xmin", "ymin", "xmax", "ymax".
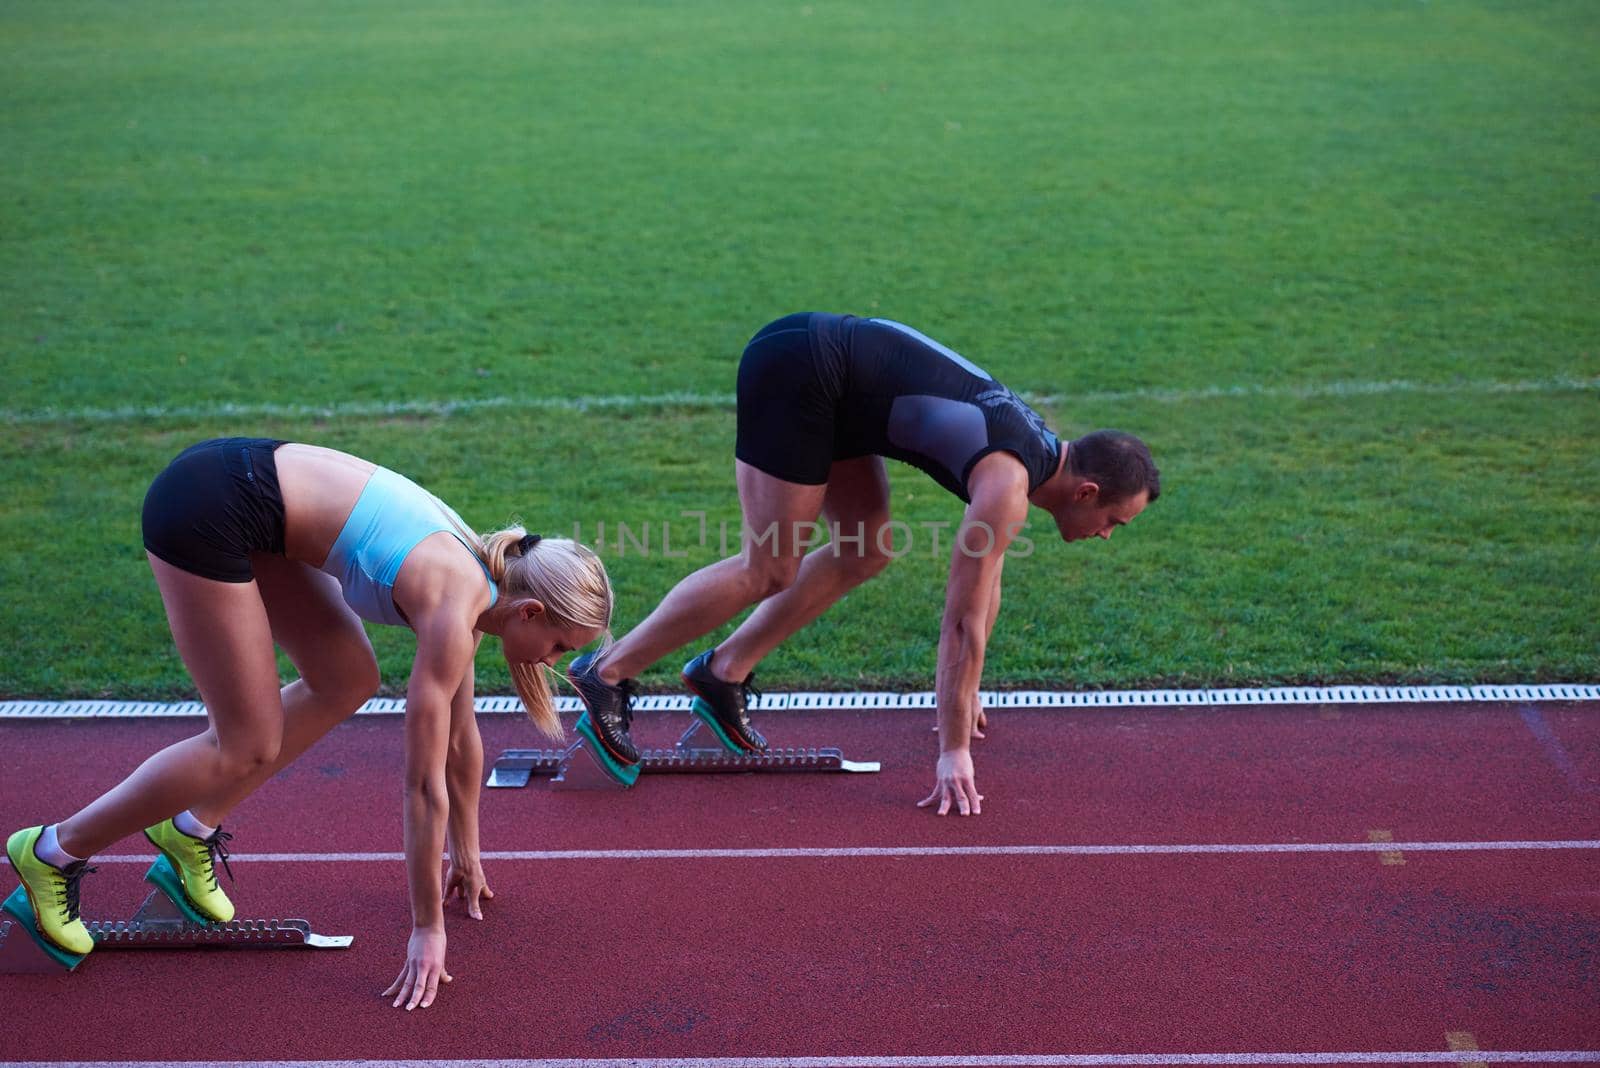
[{"xmin": 1067, "ymin": 430, "xmax": 1160, "ymax": 503}]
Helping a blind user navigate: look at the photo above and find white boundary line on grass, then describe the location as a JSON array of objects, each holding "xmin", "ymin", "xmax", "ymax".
[
  {"xmin": 4, "ymin": 683, "xmax": 1596, "ymax": 720},
  {"xmin": 5, "ymin": 1051, "xmax": 1598, "ymax": 1065},
  {"xmin": 5, "ymin": 374, "xmax": 1596, "ymax": 424},
  {"xmin": 84, "ymin": 840, "xmax": 1600, "ymax": 864}
]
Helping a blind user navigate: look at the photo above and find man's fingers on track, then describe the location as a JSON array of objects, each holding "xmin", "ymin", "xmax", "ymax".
[
  {"xmin": 391, "ymin": 967, "xmax": 417, "ymax": 1008},
  {"xmin": 407, "ymin": 968, "xmax": 433, "ymax": 1011},
  {"xmin": 418, "ymin": 969, "xmax": 453, "ymax": 1008}
]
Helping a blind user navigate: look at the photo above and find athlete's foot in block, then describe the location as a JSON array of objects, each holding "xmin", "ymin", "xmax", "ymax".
[
  {"xmin": 573, "ymin": 714, "xmax": 643, "ymax": 786},
  {"xmin": 5, "ymin": 826, "xmax": 96, "ymax": 955},
  {"xmin": 682, "ymin": 649, "xmax": 769, "ymax": 753},
  {"xmin": 567, "ymin": 651, "xmax": 642, "ymax": 765},
  {"xmin": 143, "ymin": 818, "xmax": 235, "ymax": 922}
]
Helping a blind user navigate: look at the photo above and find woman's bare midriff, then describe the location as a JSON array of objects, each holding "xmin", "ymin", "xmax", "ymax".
[{"xmin": 272, "ymin": 443, "xmax": 379, "ymax": 568}]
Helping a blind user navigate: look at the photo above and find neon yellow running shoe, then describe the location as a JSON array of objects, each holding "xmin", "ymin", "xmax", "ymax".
[
  {"xmin": 143, "ymin": 818, "xmax": 235, "ymax": 923},
  {"xmin": 5, "ymin": 826, "xmax": 96, "ymax": 956}
]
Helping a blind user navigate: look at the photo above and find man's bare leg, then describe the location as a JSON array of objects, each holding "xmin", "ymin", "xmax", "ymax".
[
  {"xmin": 711, "ymin": 456, "xmax": 893, "ymax": 681},
  {"xmin": 597, "ymin": 461, "xmax": 827, "ymax": 685}
]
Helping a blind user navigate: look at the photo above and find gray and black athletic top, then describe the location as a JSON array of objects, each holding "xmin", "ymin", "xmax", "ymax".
[{"xmin": 734, "ymin": 312, "xmax": 1060, "ymax": 502}]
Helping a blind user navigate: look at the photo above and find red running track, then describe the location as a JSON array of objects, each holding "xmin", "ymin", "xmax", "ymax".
[{"xmin": 0, "ymin": 700, "xmax": 1596, "ymax": 1064}]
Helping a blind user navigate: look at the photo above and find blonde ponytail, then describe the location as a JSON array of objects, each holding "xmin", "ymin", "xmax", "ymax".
[
  {"xmin": 477, "ymin": 525, "xmax": 614, "ymax": 741},
  {"xmin": 479, "ymin": 528, "xmax": 521, "ymax": 584}
]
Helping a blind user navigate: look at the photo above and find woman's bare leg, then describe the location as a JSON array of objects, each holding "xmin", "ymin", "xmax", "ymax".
[
  {"xmin": 55, "ymin": 555, "xmax": 285, "ymax": 858},
  {"xmin": 187, "ymin": 554, "xmax": 380, "ymax": 825}
]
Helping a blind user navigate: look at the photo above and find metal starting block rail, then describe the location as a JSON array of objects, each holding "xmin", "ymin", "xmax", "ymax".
[
  {"xmin": 1, "ymin": 856, "xmax": 351, "ymax": 974},
  {"xmin": 488, "ymin": 718, "xmax": 881, "ymax": 790}
]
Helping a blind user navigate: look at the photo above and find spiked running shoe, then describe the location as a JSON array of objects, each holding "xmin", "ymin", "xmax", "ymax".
[
  {"xmin": 682, "ymin": 649, "xmax": 769, "ymax": 753},
  {"xmin": 567, "ymin": 652, "xmax": 642, "ymax": 766},
  {"xmin": 143, "ymin": 818, "xmax": 235, "ymax": 923},
  {"xmin": 5, "ymin": 825, "xmax": 96, "ymax": 956}
]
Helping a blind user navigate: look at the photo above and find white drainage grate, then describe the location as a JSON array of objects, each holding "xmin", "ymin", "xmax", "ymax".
[{"xmin": 1, "ymin": 684, "xmax": 1596, "ymax": 720}]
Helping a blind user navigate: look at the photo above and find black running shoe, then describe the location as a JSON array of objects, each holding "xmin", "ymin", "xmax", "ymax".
[
  {"xmin": 567, "ymin": 652, "xmax": 641, "ymax": 765},
  {"xmin": 682, "ymin": 649, "xmax": 769, "ymax": 753}
]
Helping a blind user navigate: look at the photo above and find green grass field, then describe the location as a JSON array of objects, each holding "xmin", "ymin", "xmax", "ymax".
[{"xmin": 3, "ymin": 0, "xmax": 1596, "ymax": 698}]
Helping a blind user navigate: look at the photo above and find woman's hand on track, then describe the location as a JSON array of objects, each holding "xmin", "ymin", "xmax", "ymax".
[
  {"xmin": 917, "ymin": 749, "xmax": 984, "ymax": 816},
  {"xmin": 444, "ymin": 856, "xmax": 495, "ymax": 920},
  {"xmin": 383, "ymin": 925, "xmax": 452, "ymax": 1010}
]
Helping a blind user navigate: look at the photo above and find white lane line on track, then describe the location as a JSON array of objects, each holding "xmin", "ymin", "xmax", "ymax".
[
  {"xmin": 7, "ymin": 1051, "xmax": 1599, "ymax": 1065},
  {"xmin": 6, "ymin": 373, "xmax": 1596, "ymax": 424},
  {"xmin": 88, "ymin": 840, "xmax": 1600, "ymax": 864}
]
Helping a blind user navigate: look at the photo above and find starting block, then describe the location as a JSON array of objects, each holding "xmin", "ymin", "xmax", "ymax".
[
  {"xmin": 487, "ymin": 716, "xmax": 880, "ymax": 790},
  {"xmin": 0, "ymin": 855, "xmax": 352, "ymax": 974}
]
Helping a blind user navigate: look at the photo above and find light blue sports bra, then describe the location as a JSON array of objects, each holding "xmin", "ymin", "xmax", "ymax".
[{"xmin": 319, "ymin": 467, "xmax": 498, "ymax": 627}]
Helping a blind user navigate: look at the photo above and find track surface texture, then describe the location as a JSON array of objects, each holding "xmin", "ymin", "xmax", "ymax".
[{"xmin": 1, "ymin": 701, "xmax": 1596, "ymax": 1065}]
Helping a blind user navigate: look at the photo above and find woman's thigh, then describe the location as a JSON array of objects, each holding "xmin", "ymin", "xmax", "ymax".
[
  {"xmin": 250, "ymin": 553, "xmax": 378, "ymax": 695},
  {"xmin": 147, "ymin": 552, "xmax": 283, "ymax": 751}
]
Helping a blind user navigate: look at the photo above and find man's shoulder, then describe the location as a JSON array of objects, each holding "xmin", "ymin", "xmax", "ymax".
[{"xmin": 965, "ymin": 450, "xmax": 1032, "ymax": 507}]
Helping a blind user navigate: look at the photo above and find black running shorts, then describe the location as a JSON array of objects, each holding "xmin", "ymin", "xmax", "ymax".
[
  {"xmin": 734, "ymin": 313, "xmax": 849, "ymax": 485},
  {"xmin": 141, "ymin": 437, "xmax": 289, "ymax": 582}
]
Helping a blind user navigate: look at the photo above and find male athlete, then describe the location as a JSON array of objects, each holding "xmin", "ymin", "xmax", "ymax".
[{"xmin": 569, "ymin": 312, "xmax": 1159, "ymax": 814}]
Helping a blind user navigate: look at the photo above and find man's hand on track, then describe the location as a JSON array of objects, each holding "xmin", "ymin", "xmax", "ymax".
[
  {"xmin": 918, "ymin": 749, "xmax": 984, "ymax": 816},
  {"xmin": 383, "ymin": 925, "xmax": 452, "ymax": 1010}
]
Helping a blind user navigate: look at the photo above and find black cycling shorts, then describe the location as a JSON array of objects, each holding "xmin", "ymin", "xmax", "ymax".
[
  {"xmin": 141, "ymin": 437, "xmax": 289, "ymax": 582},
  {"xmin": 734, "ymin": 313, "xmax": 848, "ymax": 485}
]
